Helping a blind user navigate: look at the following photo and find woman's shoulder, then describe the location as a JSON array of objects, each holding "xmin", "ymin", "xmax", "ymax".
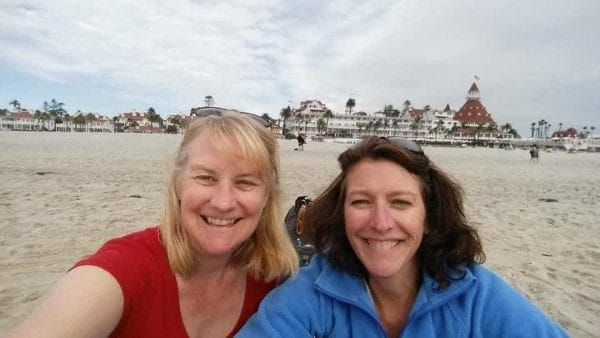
[
  {"xmin": 72, "ymin": 226, "xmax": 168, "ymax": 292},
  {"xmin": 463, "ymin": 264, "xmax": 568, "ymax": 336},
  {"xmin": 91, "ymin": 226, "xmax": 162, "ymax": 258}
]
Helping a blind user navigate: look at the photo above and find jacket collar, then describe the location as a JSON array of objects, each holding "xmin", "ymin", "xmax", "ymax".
[{"xmin": 312, "ymin": 255, "xmax": 477, "ymax": 316}]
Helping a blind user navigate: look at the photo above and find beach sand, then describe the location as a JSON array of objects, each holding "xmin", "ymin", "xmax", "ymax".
[{"xmin": 1, "ymin": 132, "xmax": 598, "ymax": 336}]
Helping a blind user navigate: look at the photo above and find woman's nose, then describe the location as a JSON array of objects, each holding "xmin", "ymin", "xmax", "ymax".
[
  {"xmin": 368, "ymin": 203, "xmax": 393, "ymax": 232},
  {"xmin": 210, "ymin": 183, "xmax": 235, "ymax": 210}
]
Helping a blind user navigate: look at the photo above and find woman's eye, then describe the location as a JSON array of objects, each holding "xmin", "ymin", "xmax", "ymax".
[
  {"xmin": 391, "ymin": 199, "xmax": 410, "ymax": 207},
  {"xmin": 350, "ymin": 199, "xmax": 370, "ymax": 206},
  {"xmin": 195, "ymin": 175, "xmax": 216, "ymax": 183},
  {"xmin": 237, "ymin": 180, "xmax": 258, "ymax": 190}
]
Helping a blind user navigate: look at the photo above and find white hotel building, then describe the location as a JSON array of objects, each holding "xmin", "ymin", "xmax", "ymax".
[{"xmin": 285, "ymin": 83, "xmax": 511, "ymax": 143}]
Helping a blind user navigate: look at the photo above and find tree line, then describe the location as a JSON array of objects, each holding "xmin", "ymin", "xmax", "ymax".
[{"xmin": 1, "ymin": 99, "xmax": 179, "ymax": 133}]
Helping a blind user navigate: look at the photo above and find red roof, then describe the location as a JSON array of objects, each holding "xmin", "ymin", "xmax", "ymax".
[
  {"xmin": 552, "ymin": 128, "xmax": 578, "ymax": 138},
  {"xmin": 454, "ymin": 83, "xmax": 494, "ymax": 124},
  {"xmin": 11, "ymin": 111, "xmax": 34, "ymax": 119},
  {"xmin": 409, "ymin": 108, "xmax": 424, "ymax": 119}
]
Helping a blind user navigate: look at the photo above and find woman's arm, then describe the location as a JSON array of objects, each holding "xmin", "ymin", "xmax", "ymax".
[{"xmin": 6, "ymin": 265, "xmax": 124, "ymax": 338}]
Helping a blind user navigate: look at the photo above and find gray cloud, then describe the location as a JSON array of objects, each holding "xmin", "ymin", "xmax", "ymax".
[{"xmin": 1, "ymin": 0, "xmax": 598, "ymax": 135}]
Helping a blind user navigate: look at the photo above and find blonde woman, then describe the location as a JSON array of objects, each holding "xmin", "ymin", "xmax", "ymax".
[{"xmin": 7, "ymin": 112, "xmax": 298, "ymax": 337}]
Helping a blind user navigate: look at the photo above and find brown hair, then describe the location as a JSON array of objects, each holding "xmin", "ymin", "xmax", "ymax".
[
  {"xmin": 160, "ymin": 111, "xmax": 298, "ymax": 281},
  {"xmin": 304, "ymin": 136, "xmax": 485, "ymax": 288}
]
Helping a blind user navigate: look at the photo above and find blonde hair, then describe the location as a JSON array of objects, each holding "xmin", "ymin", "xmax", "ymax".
[{"xmin": 160, "ymin": 112, "xmax": 298, "ymax": 281}]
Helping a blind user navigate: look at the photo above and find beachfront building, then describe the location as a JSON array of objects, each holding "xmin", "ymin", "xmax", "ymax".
[
  {"xmin": 451, "ymin": 83, "xmax": 511, "ymax": 143},
  {"xmin": 115, "ymin": 111, "xmax": 164, "ymax": 133},
  {"xmin": 0, "ymin": 109, "xmax": 117, "ymax": 132},
  {"xmin": 165, "ymin": 113, "xmax": 193, "ymax": 133},
  {"xmin": 285, "ymin": 100, "xmax": 331, "ymax": 135},
  {"xmin": 54, "ymin": 113, "xmax": 113, "ymax": 132},
  {"xmin": 412, "ymin": 104, "xmax": 458, "ymax": 142},
  {"xmin": 0, "ymin": 110, "xmax": 41, "ymax": 131},
  {"xmin": 284, "ymin": 100, "xmax": 463, "ymax": 142}
]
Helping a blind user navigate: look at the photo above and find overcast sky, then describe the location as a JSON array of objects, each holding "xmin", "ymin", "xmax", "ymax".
[{"xmin": 1, "ymin": 0, "xmax": 598, "ymax": 136}]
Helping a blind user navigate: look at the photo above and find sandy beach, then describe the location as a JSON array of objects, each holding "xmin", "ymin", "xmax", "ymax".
[{"xmin": 1, "ymin": 132, "xmax": 598, "ymax": 337}]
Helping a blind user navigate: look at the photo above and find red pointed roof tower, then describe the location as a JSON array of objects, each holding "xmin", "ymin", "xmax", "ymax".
[{"xmin": 454, "ymin": 83, "xmax": 495, "ymax": 125}]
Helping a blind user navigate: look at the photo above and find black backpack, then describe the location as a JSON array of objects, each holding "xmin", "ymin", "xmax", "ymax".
[{"xmin": 284, "ymin": 196, "xmax": 316, "ymax": 266}]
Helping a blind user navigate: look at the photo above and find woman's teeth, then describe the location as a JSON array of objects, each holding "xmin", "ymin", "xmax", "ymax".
[{"xmin": 206, "ymin": 217, "xmax": 236, "ymax": 226}]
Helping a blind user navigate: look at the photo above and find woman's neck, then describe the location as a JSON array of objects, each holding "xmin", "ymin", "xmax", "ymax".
[{"xmin": 367, "ymin": 264, "xmax": 421, "ymax": 337}]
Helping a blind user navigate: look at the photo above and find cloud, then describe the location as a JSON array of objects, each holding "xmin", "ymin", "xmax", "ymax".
[{"xmin": 1, "ymin": 0, "xmax": 598, "ymax": 135}]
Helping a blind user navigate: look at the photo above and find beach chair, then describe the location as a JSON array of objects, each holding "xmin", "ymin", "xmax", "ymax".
[{"xmin": 284, "ymin": 196, "xmax": 316, "ymax": 266}]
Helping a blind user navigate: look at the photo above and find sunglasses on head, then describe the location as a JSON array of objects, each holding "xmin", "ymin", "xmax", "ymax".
[{"xmin": 378, "ymin": 137, "xmax": 424, "ymax": 154}]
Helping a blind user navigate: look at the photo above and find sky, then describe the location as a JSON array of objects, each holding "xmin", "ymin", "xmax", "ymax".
[{"xmin": 1, "ymin": 0, "xmax": 599, "ymax": 137}]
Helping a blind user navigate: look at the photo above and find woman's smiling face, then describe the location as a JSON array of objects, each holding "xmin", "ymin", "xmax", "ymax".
[
  {"xmin": 178, "ymin": 132, "xmax": 267, "ymax": 260},
  {"xmin": 344, "ymin": 158, "xmax": 426, "ymax": 281}
]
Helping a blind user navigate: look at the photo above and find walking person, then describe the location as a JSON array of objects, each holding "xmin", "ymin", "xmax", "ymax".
[
  {"xmin": 297, "ymin": 130, "xmax": 306, "ymax": 151},
  {"xmin": 530, "ymin": 145, "xmax": 539, "ymax": 162}
]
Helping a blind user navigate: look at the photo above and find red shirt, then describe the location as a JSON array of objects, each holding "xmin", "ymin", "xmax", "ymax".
[{"xmin": 74, "ymin": 227, "xmax": 277, "ymax": 337}]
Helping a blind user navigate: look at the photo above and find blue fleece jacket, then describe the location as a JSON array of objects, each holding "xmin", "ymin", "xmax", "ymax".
[{"xmin": 238, "ymin": 255, "xmax": 568, "ymax": 337}]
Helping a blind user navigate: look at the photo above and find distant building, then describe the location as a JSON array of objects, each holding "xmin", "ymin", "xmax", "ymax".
[
  {"xmin": 163, "ymin": 113, "xmax": 193, "ymax": 133},
  {"xmin": 294, "ymin": 100, "xmax": 329, "ymax": 117},
  {"xmin": 551, "ymin": 128, "xmax": 578, "ymax": 138},
  {"xmin": 0, "ymin": 110, "xmax": 38, "ymax": 131},
  {"xmin": 116, "ymin": 111, "xmax": 164, "ymax": 133},
  {"xmin": 451, "ymin": 83, "xmax": 509, "ymax": 142},
  {"xmin": 454, "ymin": 83, "xmax": 495, "ymax": 127}
]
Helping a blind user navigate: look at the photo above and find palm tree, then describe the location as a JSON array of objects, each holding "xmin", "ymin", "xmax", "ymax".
[
  {"xmin": 392, "ymin": 120, "xmax": 399, "ymax": 136},
  {"xmin": 383, "ymin": 119, "xmax": 390, "ymax": 136},
  {"xmin": 530, "ymin": 122, "xmax": 536, "ymax": 138},
  {"xmin": 304, "ymin": 115, "xmax": 313, "ymax": 134},
  {"xmin": 33, "ymin": 110, "xmax": 43, "ymax": 131},
  {"xmin": 365, "ymin": 121, "xmax": 374, "ymax": 135},
  {"xmin": 345, "ymin": 98, "xmax": 356, "ymax": 114},
  {"xmin": 435, "ymin": 120, "xmax": 445, "ymax": 141},
  {"xmin": 204, "ymin": 95, "xmax": 214, "ymax": 107},
  {"xmin": 63, "ymin": 113, "xmax": 72, "ymax": 132},
  {"xmin": 410, "ymin": 118, "xmax": 420, "ymax": 140},
  {"xmin": 112, "ymin": 116, "xmax": 119, "ymax": 132},
  {"xmin": 591, "ymin": 126, "xmax": 596, "ymax": 136},
  {"xmin": 410, "ymin": 119, "xmax": 419, "ymax": 140},
  {"xmin": 73, "ymin": 113, "xmax": 86, "ymax": 131},
  {"xmin": 558, "ymin": 122, "xmax": 563, "ymax": 132},
  {"xmin": 147, "ymin": 107, "xmax": 163, "ymax": 130},
  {"xmin": 582, "ymin": 126, "xmax": 588, "ymax": 138},
  {"xmin": 316, "ymin": 118, "xmax": 326, "ymax": 135},
  {"xmin": 85, "ymin": 113, "xmax": 96, "ymax": 131},
  {"xmin": 356, "ymin": 122, "xmax": 365, "ymax": 137},
  {"xmin": 323, "ymin": 109, "xmax": 333, "ymax": 135},
  {"xmin": 9, "ymin": 99, "xmax": 21, "ymax": 110},
  {"xmin": 373, "ymin": 119, "xmax": 383, "ymax": 135},
  {"xmin": 402, "ymin": 100, "xmax": 411, "ymax": 113},
  {"xmin": 280, "ymin": 106, "xmax": 292, "ymax": 136}
]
